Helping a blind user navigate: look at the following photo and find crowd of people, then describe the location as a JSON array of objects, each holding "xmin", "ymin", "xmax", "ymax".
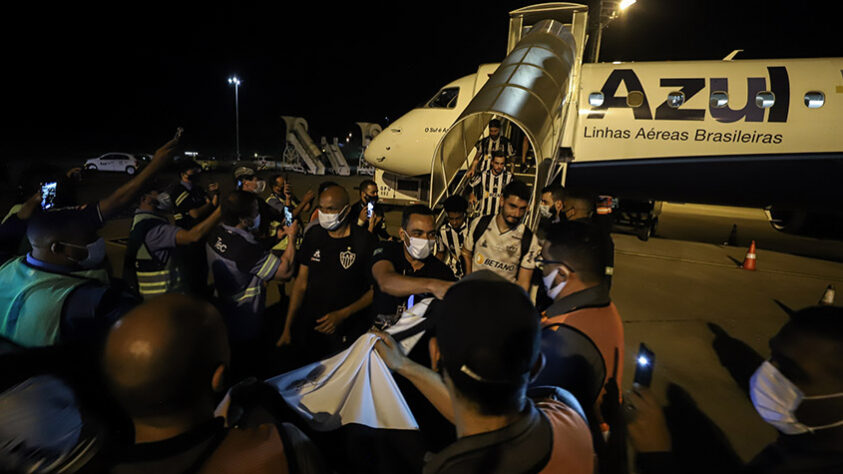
[{"xmin": 0, "ymin": 128, "xmax": 841, "ymax": 474}]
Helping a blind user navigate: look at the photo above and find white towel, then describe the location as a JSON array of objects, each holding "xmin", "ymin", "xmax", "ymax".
[{"xmin": 268, "ymin": 333, "xmax": 418, "ymax": 431}]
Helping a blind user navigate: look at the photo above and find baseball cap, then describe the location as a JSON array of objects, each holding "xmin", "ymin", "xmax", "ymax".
[
  {"xmin": 432, "ymin": 270, "xmax": 541, "ymax": 387},
  {"xmin": 233, "ymin": 167, "xmax": 256, "ymax": 180}
]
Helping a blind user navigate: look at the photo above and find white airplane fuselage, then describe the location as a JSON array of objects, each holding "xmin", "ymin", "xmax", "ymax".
[{"xmin": 365, "ymin": 58, "xmax": 843, "ymax": 220}]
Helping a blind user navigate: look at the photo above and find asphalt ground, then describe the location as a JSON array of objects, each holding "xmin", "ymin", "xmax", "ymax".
[{"xmin": 6, "ymin": 165, "xmax": 843, "ymax": 466}]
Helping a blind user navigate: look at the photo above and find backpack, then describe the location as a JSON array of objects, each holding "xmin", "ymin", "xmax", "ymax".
[{"xmin": 471, "ymin": 214, "xmax": 534, "ymax": 264}]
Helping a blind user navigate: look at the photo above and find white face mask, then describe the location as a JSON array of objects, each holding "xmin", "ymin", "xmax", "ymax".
[
  {"xmin": 542, "ymin": 268, "xmax": 567, "ymax": 299},
  {"xmin": 750, "ymin": 360, "xmax": 843, "ymax": 435},
  {"xmin": 405, "ymin": 235, "xmax": 434, "ymax": 260},
  {"xmin": 61, "ymin": 238, "xmax": 106, "ymax": 269},
  {"xmin": 318, "ymin": 205, "xmax": 348, "ymax": 231},
  {"xmin": 538, "ymin": 203, "xmax": 553, "ymax": 219}
]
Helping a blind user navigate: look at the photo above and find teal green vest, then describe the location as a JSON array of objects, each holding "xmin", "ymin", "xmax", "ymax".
[
  {"xmin": 0, "ymin": 257, "xmax": 109, "ymax": 347},
  {"xmin": 125, "ymin": 212, "xmax": 182, "ymax": 298}
]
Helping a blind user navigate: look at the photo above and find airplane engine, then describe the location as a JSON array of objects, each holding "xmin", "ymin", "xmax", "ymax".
[{"xmin": 765, "ymin": 207, "xmax": 843, "ymax": 240}]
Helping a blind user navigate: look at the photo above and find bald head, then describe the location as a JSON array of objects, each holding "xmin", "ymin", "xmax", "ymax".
[
  {"xmin": 562, "ymin": 192, "xmax": 595, "ymax": 221},
  {"xmin": 319, "ymin": 184, "xmax": 349, "ymax": 211},
  {"xmin": 103, "ymin": 294, "xmax": 230, "ymax": 419},
  {"xmin": 27, "ymin": 209, "xmax": 96, "ymax": 249}
]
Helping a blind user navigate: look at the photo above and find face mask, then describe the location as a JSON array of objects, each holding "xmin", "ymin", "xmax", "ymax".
[
  {"xmin": 750, "ymin": 360, "xmax": 843, "ymax": 435},
  {"xmin": 542, "ymin": 268, "xmax": 567, "ymax": 299},
  {"xmin": 366, "ymin": 195, "xmax": 378, "ymax": 204},
  {"xmin": 254, "ymin": 180, "xmax": 267, "ymax": 194},
  {"xmin": 62, "ymin": 238, "xmax": 106, "ymax": 269},
  {"xmin": 539, "ymin": 203, "xmax": 553, "ymax": 219},
  {"xmin": 155, "ymin": 192, "xmax": 172, "ymax": 211},
  {"xmin": 405, "ymin": 235, "xmax": 434, "ymax": 260},
  {"xmin": 319, "ymin": 205, "xmax": 348, "ymax": 231},
  {"xmin": 249, "ymin": 213, "xmax": 261, "ymax": 232}
]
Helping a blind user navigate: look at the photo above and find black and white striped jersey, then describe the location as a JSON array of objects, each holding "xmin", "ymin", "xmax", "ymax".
[
  {"xmin": 474, "ymin": 136, "xmax": 515, "ymax": 172},
  {"xmin": 436, "ymin": 221, "xmax": 469, "ymax": 278},
  {"xmin": 470, "ymin": 170, "xmax": 512, "ymax": 217}
]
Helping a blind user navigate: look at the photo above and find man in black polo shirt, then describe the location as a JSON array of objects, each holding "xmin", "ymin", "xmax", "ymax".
[
  {"xmin": 168, "ymin": 160, "xmax": 219, "ymax": 295},
  {"xmin": 350, "ymin": 179, "xmax": 391, "ymax": 240},
  {"xmin": 371, "ymin": 205, "xmax": 455, "ymax": 327},
  {"xmin": 277, "ymin": 184, "xmax": 377, "ymax": 362}
]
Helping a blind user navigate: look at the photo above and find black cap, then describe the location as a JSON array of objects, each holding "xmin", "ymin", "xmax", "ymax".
[{"xmin": 432, "ymin": 271, "xmax": 541, "ymax": 387}]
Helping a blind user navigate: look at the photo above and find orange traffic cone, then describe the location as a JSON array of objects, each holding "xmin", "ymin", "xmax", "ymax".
[
  {"xmin": 741, "ymin": 240, "xmax": 757, "ymax": 271},
  {"xmin": 819, "ymin": 285, "xmax": 835, "ymax": 306}
]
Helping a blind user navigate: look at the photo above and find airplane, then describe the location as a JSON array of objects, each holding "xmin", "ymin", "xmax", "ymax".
[{"xmin": 363, "ymin": 3, "xmax": 843, "ymax": 240}]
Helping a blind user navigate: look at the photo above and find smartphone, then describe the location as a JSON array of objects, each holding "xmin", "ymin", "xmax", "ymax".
[
  {"xmin": 41, "ymin": 181, "xmax": 58, "ymax": 210},
  {"xmin": 367, "ymin": 201, "xmax": 374, "ymax": 218},
  {"xmin": 284, "ymin": 207, "xmax": 294, "ymax": 225},
  {"xmin": 633, "ymin": 343, "xmax": 655, "ymax": 388}
]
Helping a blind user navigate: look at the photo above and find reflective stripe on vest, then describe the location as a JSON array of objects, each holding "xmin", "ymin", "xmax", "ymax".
[
  {"xmin": 130, "ymin": 213, "xmax": 180, "ymax": 298},
  {"xmin": 234, "ymin": 285, "xmax": 262, "ymax": 303}
]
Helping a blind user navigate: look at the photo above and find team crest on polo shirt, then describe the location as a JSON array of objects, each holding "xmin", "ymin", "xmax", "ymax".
[
  {"xmin": 311, "ymin": 250, "xmax": 321, "ymax": 262},
  {"xmin": 340, "ymin": 247, "xmax": 356, "ymax": 269},
  {"xmin": 505, "ymin": 244, "xmax": 518, "ymax": 257}
]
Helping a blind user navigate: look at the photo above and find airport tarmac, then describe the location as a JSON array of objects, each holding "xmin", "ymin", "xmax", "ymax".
[{"xmin": 10, "ymin": 167, "xmax": 843, "ymax": 466}]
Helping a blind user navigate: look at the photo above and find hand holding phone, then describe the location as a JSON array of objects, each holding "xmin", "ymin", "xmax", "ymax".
[
  {"xmin": 633, "ymin": 343, "xmax": 655, "ymax": 388},
  {"xmin": 40, "ymin": 181, "xmax": 58, "ymax": 210},
  {"xmin": 175, "ymin": 127, "xmax": 184, "ymax": 140}
]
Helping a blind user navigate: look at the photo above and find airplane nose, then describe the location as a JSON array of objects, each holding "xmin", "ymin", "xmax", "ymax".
[{"xmin": 364, "ymin": 137, "xmax": 388, "ymax": 165}]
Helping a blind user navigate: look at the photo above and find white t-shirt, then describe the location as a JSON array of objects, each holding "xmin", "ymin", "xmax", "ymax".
[{"xmin": 464, "ymin": 217, "xmax": 540, "ymax": 282}]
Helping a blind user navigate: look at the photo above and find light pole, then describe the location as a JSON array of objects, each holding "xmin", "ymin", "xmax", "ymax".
[
  {"xmin": 587, "ymin": 0, "xmax": 636, "ymax": 63},
  {"xmin": 228, "ymin": 76, "xmax": 241, "ymax": 161}
]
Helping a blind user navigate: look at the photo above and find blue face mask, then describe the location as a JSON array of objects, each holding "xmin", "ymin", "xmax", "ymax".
[{"xmin": 249, "ymin": 213, "xmax": 261, "ymax": 232}]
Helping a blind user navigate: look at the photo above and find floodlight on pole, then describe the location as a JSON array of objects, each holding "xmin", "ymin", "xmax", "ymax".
[
  {"xmin": 587, "ymin": 0, "xmax": 637, "ymax": 63},
  {"xmin": 227, "ymin": 76, "xmax": 241, "ymax": 160}
]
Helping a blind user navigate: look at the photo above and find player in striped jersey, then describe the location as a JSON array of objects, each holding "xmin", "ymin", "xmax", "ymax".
[
  {"xmin": 436, "ymin": 195, "xmax": 471, "ymax": 278},
  {"xmin": 469, "ymin": 152, "xmax": 512, "ymax": 217},
  {"xmin": 468, "ymin": 118, "xmax": 516, "ymax": 176}
]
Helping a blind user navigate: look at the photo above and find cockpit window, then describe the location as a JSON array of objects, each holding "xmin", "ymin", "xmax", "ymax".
[{"xmin": 425, "ymin": 87, "xmax": 459, "ymax": 109}]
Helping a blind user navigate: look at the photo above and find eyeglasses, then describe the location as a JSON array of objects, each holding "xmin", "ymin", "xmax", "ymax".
[{"xmin": 534, "ymin": 256, "xmax": 575, "ymax": 273}]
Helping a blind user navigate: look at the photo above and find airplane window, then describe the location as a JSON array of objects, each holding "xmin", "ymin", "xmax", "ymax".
[
  {"xmin": 626, "ymin": 91, "xmax": 645, "ymax": 108},
  {"xmin": 588, "ymin": 92, "xmax": 604, "ymax": 107},
  {"xmin": 426, "ymin": 87, "xmax": 459, "ymax": 109},
  {"xmin": 804, "ymin": 92, "xmax": 825, "ymax": 109},
  {"xmin": 667, "ymin": 91, "xmax": 685, "ymax": 108},
  {"xmin": 710, "ymin": 91, "xmax": 729, "ymax": 109},
  {"xmin": 755, "ymin": 91, "xmax": 775, "ymax": 108}
]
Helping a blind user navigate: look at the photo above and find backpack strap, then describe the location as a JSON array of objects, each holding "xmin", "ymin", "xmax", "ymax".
[
  {"xmin": 471, "ymin": 214, "xmax": 494, "ymax": 248},
  {"xmin": 519, "ymin": 226, "xmax": 533, "ymax": 266}
]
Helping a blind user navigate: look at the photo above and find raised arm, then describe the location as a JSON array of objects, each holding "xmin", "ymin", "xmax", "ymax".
[
  {"xmin": 291, "ymin": 189, "xmax": 315, "ymax": 219},
  {"xmin": 99, "ymin": 131, "xmax": 180, "ymax": 219},
  {"xmin": 175, "ymin": 207, "xmax": 222, "ymax": 245},
  {"xmin": 272, "ymin": 220, "xmax": 300, "ymax": 280}
]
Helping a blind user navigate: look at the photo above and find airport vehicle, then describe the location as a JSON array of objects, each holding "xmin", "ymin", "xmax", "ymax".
[
  {"xmin": 84, "ymin": 152, "xmax": 141, "ymax": 175},
  {"xmin": 195, "ymin": 157, "xmax": 220, "ymax": 171},
  {"xmin": 364, "ymin": 3, "xmax": 843, "ymax": 239}
]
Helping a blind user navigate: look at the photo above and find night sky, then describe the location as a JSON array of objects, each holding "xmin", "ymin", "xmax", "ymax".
[{"xmin": 5, "ymin": 1, "xmax": 838, "ymax": 160}]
